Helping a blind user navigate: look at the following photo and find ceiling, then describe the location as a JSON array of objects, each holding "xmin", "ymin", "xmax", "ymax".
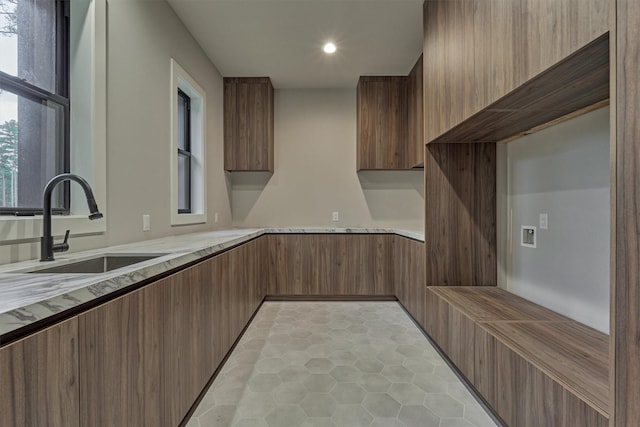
[{"xmin": 166, "ymin": 0, "xmax": 424, "ymax": 89}]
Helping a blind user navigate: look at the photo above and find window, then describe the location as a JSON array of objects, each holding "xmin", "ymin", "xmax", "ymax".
[
  {"xmin": 170, "ymin": 59, "xmax": 206, "ymax": 225},
  {"xmin": 177, "ymin": 89, "xmax": 191, "ymax": 213},
  {"xmin": 0, "ymin": 0, "xmax": 70, "ymax": 214}
]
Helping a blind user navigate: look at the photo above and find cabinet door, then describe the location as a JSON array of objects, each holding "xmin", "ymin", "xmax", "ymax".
[
  {"xmin": 357, "ymin": 76, "xmax": 408, "ymax": 170},
  {"xmin": 224, "ymin": 77, "xmax": 274, "ymax": 172},
  {"xmin": 407, "ymin": 55, "xmax": 424, "ymax": 167},
  {"xmin": 79, "ymin": 285, "xmax": 164, "ymax": 427},
  {"xmin": 0, "ymin": 318, "xmax": 79, "ymax": 427},
  {"xmin": 394, "ymin": 236, "xmax": 426, "ymax": 327},
  {"xmin": 163, "ymin": 263, "xmax": 215, "ymax": 426},
  {"xmin": 272, "ymin": 234, "xmax": 394, "ymax": 296}
]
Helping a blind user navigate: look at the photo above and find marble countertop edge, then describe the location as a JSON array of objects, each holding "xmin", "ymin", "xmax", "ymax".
[{"xmin": 0, "ymin": 227, "xmax": 424, "ymax": 339}]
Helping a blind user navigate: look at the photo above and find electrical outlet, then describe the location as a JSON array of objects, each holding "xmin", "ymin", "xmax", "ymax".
[
  {"xmin": 142, "ymin": 214, "xmax": 150, "ymax": 231},
  {"xmin": 539, "ymin": 213, "xmax": 548, "ymax": 229},
  {"xmin": 214, "ymin": 212, "xmax": 219, "ymax": 223},
  {"xmin": 332, "ymin": 211, "xmax": 339, "ymax": 222}
]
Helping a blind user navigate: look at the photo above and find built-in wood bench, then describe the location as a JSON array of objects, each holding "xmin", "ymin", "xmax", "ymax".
[{"xmin": 424, "ymin": 286, "xmax": 609, "ymax": 427}]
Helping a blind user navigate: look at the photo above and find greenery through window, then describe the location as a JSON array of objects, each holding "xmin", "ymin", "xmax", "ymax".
[{"xmin": 0, "ymin": 0, "xmax": 70, "ymax": 214}]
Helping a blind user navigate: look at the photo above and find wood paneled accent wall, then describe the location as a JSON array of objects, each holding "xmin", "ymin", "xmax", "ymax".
[
  {"xmin": 423, "ymin": 0, "xmax": 609, "ymax": 144},
  {"xmin": 424, "ymin": 143, "xmax": 497, "ymax": 286},
  {"xmin": 612, "ymin": 0, "xmax": 640, "ymax": 425},
  {"xmin": 224, "ymin": 77, "xmax": 274, "ymax": 172}
]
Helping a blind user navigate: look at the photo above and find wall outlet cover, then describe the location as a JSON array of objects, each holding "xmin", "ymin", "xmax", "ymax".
[
  {"xmin": 539, "ymin": 213, "xmax": 548, "ymax": 229},
  {"xmin": 332, "ymin": 211, "xmax": 339, "ymax": 222}
]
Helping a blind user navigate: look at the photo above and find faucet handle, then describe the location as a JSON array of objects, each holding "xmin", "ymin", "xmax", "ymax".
[{"xmin": 53, "ymin": 230, "xmax": 71, "ymax": 253}]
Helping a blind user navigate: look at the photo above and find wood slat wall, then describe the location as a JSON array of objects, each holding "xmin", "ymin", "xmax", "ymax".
[
  {"xmin": 612, "ymin": 0, "xmax": 640, "ymax": 425},
  {"xmin": 424, "ymin": 143, "xmax": 497, "ymax": 286},
  {"xmin": 0, "ymin": 318, "xmax": 79, "ymax": 427}
]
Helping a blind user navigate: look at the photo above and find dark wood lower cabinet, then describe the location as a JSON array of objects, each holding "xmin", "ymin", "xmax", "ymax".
[
  {"xmin": 394, "ymin": 236, "xmax": 426, "ymax": 327},
  {"xmin": 270, "ymin": 234, "xmax": 394, "ymax": 296},
  {"xmin": 79, "ymin": 284, "xmax": 164, "ymax": 427},
  {"xmin": 79, "ymin": 236, "xmax": 268, "ymax": 427},
  {"xmin": 0, "ymin": 318, "xmax": 79, "ymax": 427}
]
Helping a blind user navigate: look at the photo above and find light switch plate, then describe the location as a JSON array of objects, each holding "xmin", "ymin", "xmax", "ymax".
[
  {"xmin": 142, "ymin": 214, "xmax": 150, "ymax": 231},
  {"xmin": 539, "ymin": 213, "xmax": 548, "ymax": 229}
]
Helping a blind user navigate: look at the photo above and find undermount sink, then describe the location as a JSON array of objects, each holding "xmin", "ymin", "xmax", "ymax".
[{"xmin": 25, "ymin": 254, "xmax": 167, "ymax": 274}]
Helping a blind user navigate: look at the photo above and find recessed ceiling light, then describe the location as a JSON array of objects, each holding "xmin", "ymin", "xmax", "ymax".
[{"xmin": 323, "ymin": 42, "xmax": 337, "ymax": 54}]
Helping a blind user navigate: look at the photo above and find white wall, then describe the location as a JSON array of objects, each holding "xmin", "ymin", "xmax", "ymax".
[
  {"xmin": 231, "ymin": 89, "xmax": 424, "ymax": 230},
  {"xmin": 0, "ymin": 0, "xmax": 231, "ymax": 264},
  {"xmin": 498, "ymin": 107, "xmax": 610, "ymax": 333}
]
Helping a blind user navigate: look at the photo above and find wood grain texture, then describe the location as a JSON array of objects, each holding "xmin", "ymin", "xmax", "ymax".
[
  {"xmin": 407, "ymin": 55, "xmax": 424, "ymax": 167},
  {"xmin": 430, "ymin": 286, "xmax": 569, "ymax": 322},
  {"xmin": 357, "ymin": 76, "xmax": 409, "ymax": 170},
  {"xmin": 79, "ymin": 286, "xmax": 163, "ymax": 427},
  {"xmin": 224, "ymin": 77, "xmax": 274, "ymax": 172},
  {"xmin": 612, "ymin": 0, "xmax": 640, "ymax": 425},
  {"xmin": 424, "ymin": 143, "xmax": 497, "ymax": 286},
  {"xmin": 479, "ymin": 321, "xmax": 609, "ymax": 417},
  {"xmin": 271, "ymin": 234, "xmax": 394, "ymax": 296},
  {"xmin": 475, "ymin": 325, "xmax": 608, "ymax": 427},
  {"xmin": 163, "ymin": 264, "xmax": 215, "ymax": 426},
  {"xmin": 424, "ymin": 0, "xmax": 609, "ymax": 144},
  {"xmin": 0, "ymin": 318, "xmax": 79, "ymax": 427},
  {"xmin": 394, "ymin": 236, "xmax": 426, "ymax": 328},
  {"xmin": 429, "ymin": 34, "xmax": 610, "ymax": 144}
]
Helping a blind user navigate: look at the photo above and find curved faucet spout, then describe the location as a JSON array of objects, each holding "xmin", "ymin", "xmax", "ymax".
[{"xmin": 41, "ymin": 173, "xmax": 103, "ymax": 261}]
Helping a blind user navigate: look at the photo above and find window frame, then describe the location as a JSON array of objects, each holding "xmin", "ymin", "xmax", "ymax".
[
  {"xmin": 177, "ymin": 88, "xmax": 192, "ymax": 214},
  {"xmin": 0, "ymin": 0, "xmax": 71, "ymax": 215},
  {"xmin": 169, "ymin": 58, "xmax": 206, "ymax": 226}
]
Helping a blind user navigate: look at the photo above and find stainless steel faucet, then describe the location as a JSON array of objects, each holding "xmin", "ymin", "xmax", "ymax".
[{"xmin": 40, "ymin": 173, "xmax": 103, "ymax": 261}]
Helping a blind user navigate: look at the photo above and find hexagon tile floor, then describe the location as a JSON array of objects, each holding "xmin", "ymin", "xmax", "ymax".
[{"xmin": 186, "ymin": 301, "xmax": 500, "ymax": 427}]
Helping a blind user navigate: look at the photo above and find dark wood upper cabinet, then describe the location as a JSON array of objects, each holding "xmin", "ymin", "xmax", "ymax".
[
  {"xmin": 357, "ymin": 76, "xmax": 408, "ymax": 170},
  {"xmin": 423, "ymin": 0, "xmax": 609, "ymax": 144},
  {"xmin": 224, "ymin": 77, "xmax": 274, "ymax": 172},
  {"xmin": 357, "ymin": 54, "xmax": 424, "ymax": 170},
  {"xmin": 407, "ymin": 55, "xmax": 424, "ymax": 167}
]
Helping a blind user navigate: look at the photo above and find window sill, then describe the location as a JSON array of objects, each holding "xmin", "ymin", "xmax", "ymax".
[
  {"xmin": 171, "ymin": 213, "xmax": 206, "ymax": 227},
  {"xmin": 0, "ymin": 215, "xmax": 107, "ymax": 242}
]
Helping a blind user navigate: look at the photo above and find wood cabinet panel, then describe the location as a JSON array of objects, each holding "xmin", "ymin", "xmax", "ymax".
[
  {"xmin": 79, "ymin": 286, "xmax": 163, "ymax": 427},
  {"xmin": 271, "ymin": 234, "xmax": 394, "ymax": 296},
  {"xmin": 612, "ymin": 0, "xmax": 640, "ymax": 425},
  {"xmin": 424, "ymin": 143, "xmax": 497, "ymax": 286},
  {"xmin": 163, "ymin": 264, "xmax": 215, "ymax": 426},
  {"xmin": 224, "ymin": 77, "xmax": 274, "ymax": 172},
  {"xmin": 475, "ymin": 325, "xmax": 608, "ymax": 427},
  {"xmin": 395, "ymin": 236, "xmax": 426, "ymax": 328},
  {"xmin": 0, "ymin": 318, "xmax": 79, "ymax": 427},
  {"xmin": 407, "ymin": 55, "xmax": 424, "ymax": 167},
  {"xmin": 357, "ymin": 77, "xmax": 408, "ymax": 170},
  {"xmin": 424, "ymin": 0, "xmax": 609, "ymax": 144}
]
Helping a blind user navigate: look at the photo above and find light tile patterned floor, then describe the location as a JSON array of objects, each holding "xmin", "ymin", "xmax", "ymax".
[{"xmin": 187, "ymin": 302, "xmax": 499, "ymax": 427}]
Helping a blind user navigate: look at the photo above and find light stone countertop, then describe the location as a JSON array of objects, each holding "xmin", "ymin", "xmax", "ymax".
[{"xmin": 0, "ymin": 228, "xmax": 423, "ymax": 340}]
